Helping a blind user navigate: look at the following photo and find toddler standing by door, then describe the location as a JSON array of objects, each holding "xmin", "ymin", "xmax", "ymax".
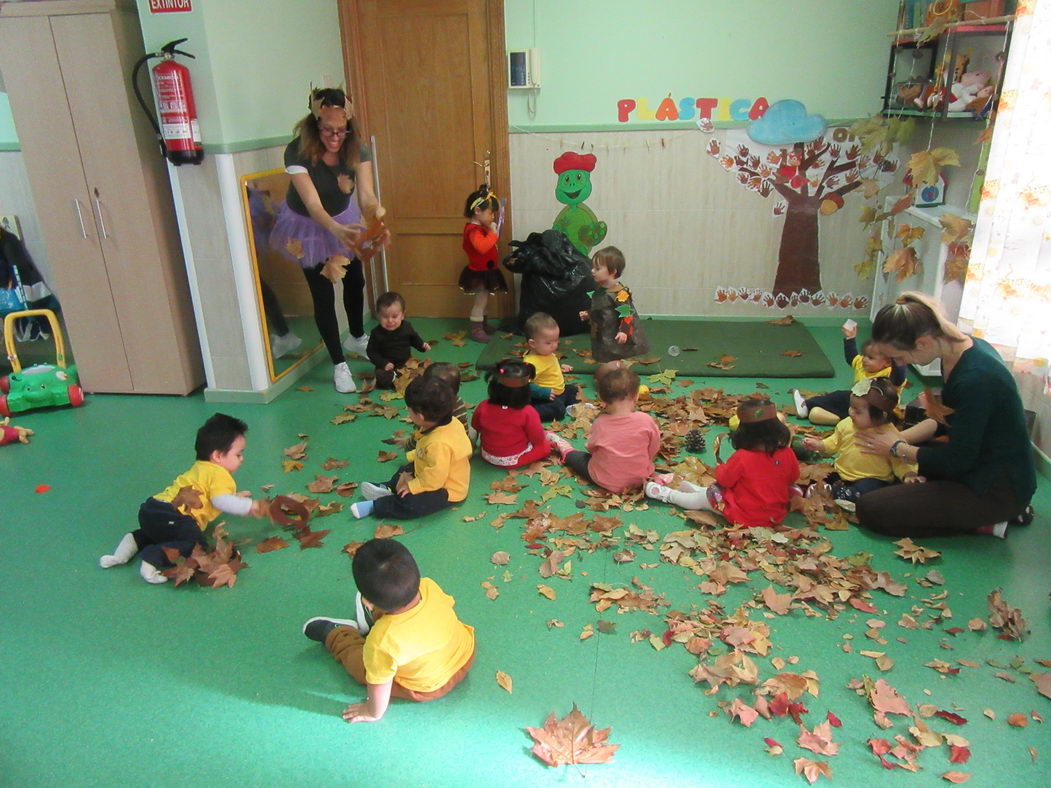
[{"xmin": 459, "ymin": 184, "xmax": 508, "ymax": 343}]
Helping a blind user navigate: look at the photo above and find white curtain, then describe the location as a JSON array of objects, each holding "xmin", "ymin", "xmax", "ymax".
[{"xmin": 957, "ymin": 0, "xmax": 1051, "ymax": 397}]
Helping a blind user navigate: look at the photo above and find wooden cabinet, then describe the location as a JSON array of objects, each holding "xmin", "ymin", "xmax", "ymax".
[{"xmin": 0, "ymin": 0, "xmax": 202, "ymax": 394}]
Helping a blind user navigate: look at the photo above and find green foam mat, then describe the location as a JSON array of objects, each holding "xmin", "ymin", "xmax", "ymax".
[{"xmin": 476, "ymin": 318, "xmax": 835, "ymax": 377}]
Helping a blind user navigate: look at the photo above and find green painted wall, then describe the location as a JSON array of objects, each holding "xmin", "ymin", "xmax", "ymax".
[
  {"xmin": 134, "ymin": 0, "xmax": 344, "ymax": 151},
  {"xmin": 505, "ymin": 0, "xmax": 901, "ymax": 131}
]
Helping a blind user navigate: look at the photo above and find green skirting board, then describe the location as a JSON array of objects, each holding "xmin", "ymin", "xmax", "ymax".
[{"xmin": 476, "ymin": 318, "xmax": 835, "ymax": 377}]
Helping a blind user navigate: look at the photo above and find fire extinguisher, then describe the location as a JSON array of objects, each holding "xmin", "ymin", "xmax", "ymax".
[{"xmin": 131, "ymin": 39, "xmax": 203, "ymax": 166}]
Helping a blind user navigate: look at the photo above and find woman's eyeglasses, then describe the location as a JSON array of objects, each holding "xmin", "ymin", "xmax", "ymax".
[{"xmin": 320, "ymin": 127, "xmax": 349, "ymax": 138}]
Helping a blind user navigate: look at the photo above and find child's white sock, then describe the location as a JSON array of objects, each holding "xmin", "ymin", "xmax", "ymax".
[
  {"xmin": 139, "ymin": 561, "xmax": 168, "ymax": 584},
  {"xmin": 99, "ymin": 532, "xmax": 138, "ymax": 568},
  {"xmin": 351, "ymin": 500, "xmax": 374, "ymax": 519}
]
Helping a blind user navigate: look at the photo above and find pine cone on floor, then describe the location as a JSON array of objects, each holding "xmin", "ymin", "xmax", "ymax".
[{"xmin": 684, "ymin": 428, "xmax": 706, "ymax": 453}]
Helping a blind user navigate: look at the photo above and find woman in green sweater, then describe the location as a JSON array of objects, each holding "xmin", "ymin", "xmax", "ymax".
[{"xmin": 854, "ymin": 292, "xmax": 1035, "ymax": 537}]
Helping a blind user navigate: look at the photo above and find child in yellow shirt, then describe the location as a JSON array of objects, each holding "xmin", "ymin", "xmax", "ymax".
[
  {"xmin": 522, "ymin": 311, "xmax": 578, "ymax": 421},
  {"xmin": 350, "ymin": 376, "xmax": 472, "ymax": 519},
  {"xmin": 802, "ymin": 378, "xmax": 918, "ymax": 511},
  {"xmin": 303, "ymin": 538, "xmax": 475, "ymax": 722},
  {"xmin": 98, "ymin": 413, "xmax": 268, "ymax": 584}
]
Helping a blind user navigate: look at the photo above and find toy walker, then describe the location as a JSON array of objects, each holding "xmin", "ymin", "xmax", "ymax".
[{"xmin": 1, "ymin": 309, "xmax": 84, "ymax": 415}]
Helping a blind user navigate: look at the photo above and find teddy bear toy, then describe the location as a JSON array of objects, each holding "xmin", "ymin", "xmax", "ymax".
[{"xmin": 948, "ymin": 71, "xmax": 993, "ymax": 112}]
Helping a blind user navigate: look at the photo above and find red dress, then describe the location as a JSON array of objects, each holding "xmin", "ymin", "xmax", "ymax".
[
  {"xmin": 471, "ymin": 400, "xmax": 550, "ymax": 467},
  {"xmin": 716, "ymin": 447, "xmax": 800, "ymax": 527},
  {"xmin": 458, "ymin": 223, "xmax": 508, "ymax": 293}
]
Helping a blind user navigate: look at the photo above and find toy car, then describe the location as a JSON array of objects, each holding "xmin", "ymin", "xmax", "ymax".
[{"xmin": 0, "ymin": 309, "xmax": 84, "ymax": 415}]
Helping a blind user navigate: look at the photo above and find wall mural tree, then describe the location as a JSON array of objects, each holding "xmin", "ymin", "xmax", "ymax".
[{"xmin": 706, "ymin": 132, "xmax": 897, "ymax": 305}]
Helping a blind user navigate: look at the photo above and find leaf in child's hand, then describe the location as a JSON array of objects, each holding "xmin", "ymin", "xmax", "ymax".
[
  {"xmin": 377, "ymin": 450, "xmax": 399, "ymax": 463},
  {"xmin": 256, "ymin": 536, "xmax": 289, "ymax": 553},
  {"xmin": 294, "ymin": 528, "xmax": 330, "ymax": 549},
  {"xmin": 526, "ymin": 704, "xmax": 619, "ymax": 767},
  {"xmin": 283, "ymin": 441, "xmax": 308, "ymax": 460},
  {"xmin": 495, "ymin": 671, "xmax": 513, "ymax": 694},
  {"xmin": 307, "ymin": 475, "xmax": 339, "ymax": 494},
  {"xmin": 171, "ymin": 485, "xmax": 204, "ymax": 512},
  {"xmin": 374, "ymin": 524, "xmax": 405, "ymax": 539},
  {"xmin": 487, "ymin": 491, "xmax": 519, "ymax": 505}
]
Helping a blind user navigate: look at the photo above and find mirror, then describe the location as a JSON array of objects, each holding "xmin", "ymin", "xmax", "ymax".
[{"xmin": 241, "ymin": 169, "xmax": 321, "ymax": 380}]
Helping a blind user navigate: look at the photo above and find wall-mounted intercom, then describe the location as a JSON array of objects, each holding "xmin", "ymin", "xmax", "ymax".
[{"xmin": 507, "ymin": 49, "xmax": 540, "ymax": 89}]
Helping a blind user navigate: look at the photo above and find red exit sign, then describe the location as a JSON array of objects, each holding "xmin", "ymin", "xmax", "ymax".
[{"xmin": 149, "ymin": 0, "xmax": 193, "ymax": 12}]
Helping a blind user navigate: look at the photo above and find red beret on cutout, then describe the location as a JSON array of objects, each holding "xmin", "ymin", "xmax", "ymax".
[{"xmin": 553, "ymin": 152, "xmax": 597, "ymax": 174}]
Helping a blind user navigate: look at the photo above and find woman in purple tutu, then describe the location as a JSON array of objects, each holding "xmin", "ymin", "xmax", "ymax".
[{"xmin": 269, "ymin": 87, "xmax": 388, "ymax": 393}]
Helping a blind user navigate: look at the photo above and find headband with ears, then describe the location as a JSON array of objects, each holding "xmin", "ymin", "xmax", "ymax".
[
  {"xmin": 737, "ymin": 402, "xmax": 778, "ymax": 424},
  {"xmin": 309, "ymin": 84, "xmax": 352, "ymax": 122},
  {"xmin": 850, "ymin": 378, "xmax": 898, "ymax": 414}
]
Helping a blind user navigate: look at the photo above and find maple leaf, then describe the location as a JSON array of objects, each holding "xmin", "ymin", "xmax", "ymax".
[
  {"xmin": 330, "ymin": 412, "xmax": 356, "ymax": 425},
  {"xmin": 987, "ymin": 588, "xmax": 1027, "ymax": 640},
  {"xmin": 170, "ymin": 485, "xmax": 203, "ymax": 513},
  {"xmin": 942, "ymin": 771, "xmax": 971, "ymax": 784},
  {"xmin": 525, "ymin": 704, "xmax": 619, "ymax": 767},
  {"xmin": 781, "ymin": 350, "xmax": 803, "ymax": 358},
  {"xmin": 883, "ymin": 247, "xmax": 921, "ymax": 282},
  {"xmin": 335, "ymin": 481, "xmax": 359, "ymax": 497},
  {"xmin": 306, "ymin": 474, "xmax": 339, "ymax": 494},
  {"xmin": 495, "ymin": 670, "xmax": 513, "ymax": 694},
  {"xmin": 374, "ymin": 524, "xmax": 405, "ymax": 539},
  {"xmin": 797, "ymin": 721, "xmax": 839, "ymax": 756},
  {"xmin": 321, "ymin": 457, "xmax": 349, "ymax": 470},
  {"xmin": 793, "ymin": 757, "xmax": 831, "ymax": 784},
  {"xmin": 869, "ymin": 679, "xmax": 912, "ymax": 717},
  {"xmin": 342, "ymin": 541, "xmax": 363, "ymax": 557},
  {"xmin": 487, "ymin": 491, "xmax": 519, "ymax": 506},
  {"xmin": 768, "ymin": 315, "xmax": 796, "ymax": 326},
  {"xmin": 282, "ymin": 460, "xmax": 304, "ymax": 473},
  {"xmin": 727, "ymin": 697, "xmax": 759, "ymax": 727},
  {"xmin": 256, "ymin": 536, "xmax": 289, "ymax": 553},
  {"xmin": 893, "ymin": 537, "xmax": 941, "ymax": 564},
  {"xmin": 537, "ymin": 584, "xmax": 556, "ymax": 600},
  {"xmin": 761, "ymin": 585, "xmax": 792, "ymax": 615},
  {"xmin": 269, "ymin": 495, "xmax": 310, "ymax": 529},
  {"xmin": 939, "ymin": 213, "xmax": 973, "ymax": 244},
  {"xmin": 481, "ymin": 581, "xmax": 499, "ymax": 600},
  {"xmin": 376, "ymin": 450, "xmax": 399, "ymax": 463},
  {"xmin": 283, "ymin": 441, "xmax": 308, "ymax": 460},
  {"xmin": 490, "ymin": 551, "xmax": 510, "ymax": 565},
  {"xmin": 707, "ymin": 354, "xmax": 737, "ymax": 371},
  {"xmin": 1032, "ymin": 673, "xmax": 1051, "ymax": 700},
  {"xmin": 907, "ymin": 147, "xmax": 960, "ymax": 186},
  {"xmin": 294, "ymin": 528, "xmax": 330, "ymax": 549},
  {"xmin": 895, "ymin": 223, "xmax": 926, "ymax": 245}
]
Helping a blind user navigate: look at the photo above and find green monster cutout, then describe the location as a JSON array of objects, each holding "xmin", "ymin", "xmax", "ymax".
[{"xmin": 552, "ymin": 152, "xmax": 607, "ymax": 256}]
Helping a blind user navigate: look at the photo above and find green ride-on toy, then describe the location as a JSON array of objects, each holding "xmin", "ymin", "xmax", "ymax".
[{"xmin": 0, "ymin": 309, "xmax": 84, "ymax": 416}]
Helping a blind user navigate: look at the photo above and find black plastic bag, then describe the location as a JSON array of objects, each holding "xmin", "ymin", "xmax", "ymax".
[{"xmin": 502, "ymin": 229, "xmax": 592, "ymax": 336}]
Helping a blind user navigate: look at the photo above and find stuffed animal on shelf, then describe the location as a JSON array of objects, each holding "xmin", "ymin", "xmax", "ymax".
[
  {"xmin": 1, "ymin": 417, "xmax": 33, "ymax": 445},
  {"xmin": 948, "ymin": 71, "xmax": 994, "ymax": 112}
]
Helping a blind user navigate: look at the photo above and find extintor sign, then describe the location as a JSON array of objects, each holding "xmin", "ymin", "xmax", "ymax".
[{"xmin": 149, "ymin": 0, "xmax": 193, "ymax": 13}]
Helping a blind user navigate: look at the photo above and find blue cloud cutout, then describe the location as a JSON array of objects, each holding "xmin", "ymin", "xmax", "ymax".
[{"xmin": 747, "ymin": 100, "xmax": 827, "ymax": 146}]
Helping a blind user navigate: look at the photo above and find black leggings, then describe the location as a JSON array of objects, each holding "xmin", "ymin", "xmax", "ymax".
[{"xmin": 302, "ymin": 259, "xmax": 365, "ymax": 365}]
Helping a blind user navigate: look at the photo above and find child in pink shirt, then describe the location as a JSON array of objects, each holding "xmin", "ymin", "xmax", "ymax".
[
  {"xmin": 548, "ymin": 366, "xmax": 659, "ymax": 493},
  {"xmin": 471, "ymin": 359, "xmax": 552, "ymax": 468}
]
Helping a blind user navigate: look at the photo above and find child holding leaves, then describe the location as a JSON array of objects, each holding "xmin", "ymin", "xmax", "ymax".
[{"xmin": 579, "ymin": 245, "xmax": 649, "ymax": 362}]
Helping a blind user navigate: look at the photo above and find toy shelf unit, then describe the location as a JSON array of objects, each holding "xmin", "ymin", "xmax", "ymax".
[
  {"xmin": 882, "ymin": 18, "xmax": 1013, "ymax": 120},
  {"xmin": 870, "ymin": 200, "xmax": 974, "ymax": 376}
]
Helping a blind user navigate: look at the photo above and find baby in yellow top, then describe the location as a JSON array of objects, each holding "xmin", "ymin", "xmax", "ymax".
[
  {"xmin": 98, "ymin": 413, "xmax": 268, "ymax": 584},
  {"xmin": 303, "ymin": 538, "xmax": 475, "ymax": 723},
  {"xmin": 522, "ymin": 311, "xmax": 578, "ymax": 422},
  {"xmin": 803, "ymin": 378, "xmax": 918, "ymax": 511},
  {"xmin": 351, "ymin": 376, "xmax": 472, "ymax": 520}
]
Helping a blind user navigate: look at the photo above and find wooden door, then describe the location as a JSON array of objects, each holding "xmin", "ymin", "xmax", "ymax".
[
  {"xmin": 0, "ymin": 13, "xmax": 133, "ymax": 392},
  {"xmin": 341, "ymin": 0, "xmax": 513, "ymax": 318}
]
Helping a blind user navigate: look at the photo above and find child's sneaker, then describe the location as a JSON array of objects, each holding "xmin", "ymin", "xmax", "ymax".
[
  {"xmin": 302, "ymin": 616, "xmax": 360, "ymax": 642},
  {"xmin": 791, "ymin": 389, "xmax": 809, "ymax": 418},
  {"xmin": 831, "ymin": 483, "xmax": 860, "ymax": 512},
  {"xmin": 139, "ymin": 561, "xmax": 167, "ymax": 584},
  {"xmin": 470, "ymin": 322, "xmax": 489, "ymax": 343},
  {"xmin": 789, "ymin": 485, "xmax": 805, "ymax": 499},
  {"xmin": 565, "ymin": 402, "xmax": 598, "ymax": 418},
  {"xmin": 355, "ymin": 591, "xmax": 375, "ymax": 635},
  {"xmin": 706, "ymin": 484, "xmax": 725, "ymax": 509},
  {"xmin": 1011, "ymin": 504, "xmax": 1034, "ymax": 526},
  {"xmin": 545, "ymin": 431, "xmax": 572, "ymax": 459},
  {"xmin": 806, "ymin": 481, "xmax": 833, "ymax": 498},
  {"xmin": 644, "ymin": 481, "xmax": 673, "ymax": 503},
  {"xmin": 343, "ymin": 334, "xmax": 370, "ymax": 357},
  {"xmin": 977, "ymin": 521, "xmax": 1008, "ymax": 539},
  {"xmin": 271, "ymin": 331, "xmax": 303, "ymax": 359},
  {"xmin": 333, "ymin": 362, "xmax": 357, "ymax": 393},
  {"xmin": 360, "ymin": 482, "xmax": 393, "ymax": 501}
]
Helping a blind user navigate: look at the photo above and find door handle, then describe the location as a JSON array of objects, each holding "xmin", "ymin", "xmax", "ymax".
[
  {"xmin": 93, "ymin": 188, "xmax": 109, "ymax": 240},
  {"xmin": 73, "ymin": 199, "xmax": 88, "ymax": 239}
]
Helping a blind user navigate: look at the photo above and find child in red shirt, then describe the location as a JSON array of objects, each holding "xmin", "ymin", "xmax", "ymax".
[
  {"xmin": 548, "ymin": 366, "xmax": 660, "ymax": 493},
  {"xmin": 471, "ymin": 359, "xmax": 553, "ymax": 468},
  {"xmin": 646, "ymin": 397, "xmax": 800, "ymax": 527},
  {"xmin": 458, "ymin": 184, "xmax": 508, "ymax": 343}
]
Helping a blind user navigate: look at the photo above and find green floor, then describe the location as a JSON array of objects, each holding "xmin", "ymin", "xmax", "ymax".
[{"xmin": 3, "ymin": 318, "xmax": 1048, "ymax": 787}]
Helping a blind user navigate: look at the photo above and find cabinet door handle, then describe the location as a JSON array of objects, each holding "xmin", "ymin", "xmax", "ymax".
[
  {"xmin": 73, "ymin": 199, "xmax": 88, "ymax": 239},
  {"xmin": 93, "ymin": 191, "xmax": 109, "ymax": 240}
]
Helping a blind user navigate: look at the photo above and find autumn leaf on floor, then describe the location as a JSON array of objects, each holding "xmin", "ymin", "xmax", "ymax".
[
  {"xmin": 868, "ymin": 678, "xmax": 912, "ymax": 727},
  {"xmin": 296, "ymin": 385, "xmax": 313, "ymax": 392},
  {"xmin": 256, "ymin": 536, "xmax": 289, "ymax": 553},
  {"xmin": 283, "ymin": 441, "xmax": 308, "ymax": 460},
  {"xmin": 540, "ymin": 483, "xmax": 573, "ymax": 503},
  {"xmin": 769, "ymin": 315, "xmax": 796, "ymax": 326},
  {"xmin": 1032, "ymin": 672, "xmax": 1051, "ymax": 700},
  {"xmin": 941, "ymin": 771, "xmax": 971, "ymax": 784},
  {"xmin": 490, "ymin": 475, "xmax": 526, "ymax": 493},
  {"xmin": 491, "ymin": 551, "xmax": 510, "ymax": 565},
  {"xmin": 495, "ymin": 671, "xmax": 513, "ymax": 694},
  {"xmin": 793, "ymin": 757, "xmax": 831, "ymax": 784},
  {"xmin": 893, "ymin": 537, "xmax": 941, "ymax": 564},
  {"xmin": 760, "ymin": 585, "xmax": 793, "ymax": 615},
  {"xmin": 374, "ymin": 524, "xmax": 405, "ymax": 539},
  {"xmin": 330, "ymin": 412, "xmax": 356, "ymax": 425},
  {"xmin": 307, "ymin": 475, "xmax": 339, "ymax": 494},
  {"xmin": 343, "ymin": 541, "xmax": 363, "ymax": 557},
  {"xmin": 647, "ymin": 369, "xmax": 677, "ymax": 386},
  {"xmin": 321, "ymin": 457, "xmax": 349, "ymax": 470},
  {"xmin": 708, "ymin": 354, "xmax": 737, "ymax": 371},
  {"xmin": 883, "ymin": 246, "xmax": 921, "ymax": 282},
  {"xmin": 487, "ymin": 491, "xmax": 519, "ymax": 505},
  {"xmin": 525, "ymin": 704, "xmax": 619, "ymax": 767},
  {"xmin": 462, "ymin": 511, "xmax": 487, "ymax": 522},
  {"xmin": 376, "ymin": 450, "xmax": 399, "ymax": 463},
  {"xmin": 797, "ymin": 720, "xmax": 839, "ymax": 756},
  {"xmin": 335, "ymin": 481, "xmax": 359, "ymax": 497},
  {"xmin": 726, "ymin": 697, "xmax": 759, "ymax": 726},
  {"xmin": 294, "ymin": 528, "xmax": 330, "ymax": 549},
  {"xmin": 537, "ymin": 584, "xmax": 556, "ymax": 600},
  {"xmin": 481, "ymin": 581, "xmax": 499, "ymax": 600},
  {"xmin": 987, "ymin": 588, "xmax": 1027, "ymax": 640},
  {"xmin": 282, "ymin": 460, "xmax": 304, "ymax": 473},
  {"xmin": 781, "ymin": 350, "xmax": 803, "ymax": 357},
  {"xmin": 170, "ymin": 486, "xmax": 204, "ymax": 515}
]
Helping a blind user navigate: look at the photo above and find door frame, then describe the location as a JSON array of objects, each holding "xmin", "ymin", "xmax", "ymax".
[{"xmin": 337, "ymin": 0, "xmax": 515, "ymax": 319}]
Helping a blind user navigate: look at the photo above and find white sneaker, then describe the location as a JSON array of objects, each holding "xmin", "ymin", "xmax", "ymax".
[
  {"xmin": 361, "ymin": 482, "xmax": 393, "ymax": 501},
  {"xmin": 140, "ymin": 561, "xmax": 168, "ymax": 584},
  {"xmin": 333, "ymin": 362, "xmax": 357, "ymax": 393},
  {"xmin": 566, "ymin": 402, "xmax": 598, "ymax": 418},
  {"xmin": 270, "ymin": 331, "xmax": 303, "ymax": 359},
  {"xmin": 991, "ymin": 521, "xmax": 1008, "ymax": 539},
  {"xmin": 355, "ymin": 592, "xmax": 374, "ymax": 635},
  {"xmin": 343, "ymin": 334, "xmax": 370, "ymax": 357},
  {"xmin": 792, "ymin": 389, "xmax": 809, "ymax": 418},
  {"xmin": 645, "ymin": 481, "xmax": 673, "ymax": 503}
]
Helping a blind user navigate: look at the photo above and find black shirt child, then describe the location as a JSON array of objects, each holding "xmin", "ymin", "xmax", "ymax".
[{"xmin": 366, "ymin": 321, "xmax": 427, "ymax": 370}]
